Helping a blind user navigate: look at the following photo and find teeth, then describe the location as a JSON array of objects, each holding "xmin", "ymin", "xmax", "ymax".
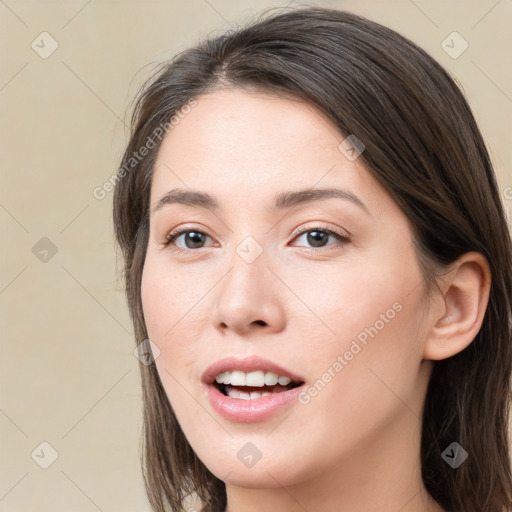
[
  {"xmin": 215, "ymin": 370, "xmax": 294, "ymax": 387},
  {"xmin": 264, "ymin": 372, "xmax": 278, "ymax": 386},
  {"xmin": 278, "ymin": 376, "xmax": 291, "ymax": 385},
  {"xmin": 230, "ymin": 371, "xmax": 246, "ymax": 386},
  {"xmin": 225, "ymin": 388, "xmax": 272, "ymax": 400},
  {"xmin": 246, "ymin": 371, "xmax": 265, "ymax": 386}
]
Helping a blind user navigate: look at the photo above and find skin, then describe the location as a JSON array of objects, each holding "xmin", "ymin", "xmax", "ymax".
[{"xmin": 141, "ymin": 88, "xmax": 490, "ymax": 512}]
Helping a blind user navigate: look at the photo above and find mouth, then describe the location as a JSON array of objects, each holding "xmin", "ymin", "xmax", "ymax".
[
  {"xmin": 201, "ymin": 356, "xmax": 306, "ymax": 421},
  {"xmin": 202, "ymin": 356, "xmax": 306, "ymax": 399},
  {"xmin": 213, "ymin": 373, "xmax": 304, "ymax": 400},
  {"xmin": 205, "ymin": 376, "xmax": 306, "ymax": 423}
]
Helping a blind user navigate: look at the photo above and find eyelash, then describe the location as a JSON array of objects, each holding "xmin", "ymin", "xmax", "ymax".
[{"xmin": 163, "ymin": 225, "xmax": 350, "ymax": 254}]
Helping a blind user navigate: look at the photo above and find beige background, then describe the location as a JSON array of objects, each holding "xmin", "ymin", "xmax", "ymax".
[{"xmin": 1, "ymin": 1, "xmax": 510, "ymax": 511}]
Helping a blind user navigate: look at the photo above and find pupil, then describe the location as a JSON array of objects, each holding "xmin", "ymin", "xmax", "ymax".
[
  {"xmin": 307, "ymin": 231, "xmax": 327, "ymax": 247},
  {"xmin": 186, "ymin": 232, "xmax": 204, "ymax": 248}
]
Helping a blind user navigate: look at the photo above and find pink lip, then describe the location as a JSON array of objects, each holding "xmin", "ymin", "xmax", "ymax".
[
  {"xmin": 201, "ymin": 355, "xmax": 306, "ymax": 423},
  {"xmin": 204, "ymin": 382, "xmax": 305, "ymax": 423},
  {"xmin": 201, "ymin": 355, "xmax": 305, "ymax": 385}
]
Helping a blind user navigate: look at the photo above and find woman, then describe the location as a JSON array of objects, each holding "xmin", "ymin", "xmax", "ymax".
[{"xmin": 113, "ymin": 6, "xmax": 512, "ymax": 512}]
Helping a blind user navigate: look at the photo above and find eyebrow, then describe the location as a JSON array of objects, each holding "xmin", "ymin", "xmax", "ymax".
[{"xmin": 150, "ymin": 187, "xmax": 369, "ymax": 216}]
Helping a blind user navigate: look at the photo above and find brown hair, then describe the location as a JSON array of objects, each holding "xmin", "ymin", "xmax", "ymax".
[{"xmin": 112, "ymin": 6, "xmax": 512, "ymax": 512}]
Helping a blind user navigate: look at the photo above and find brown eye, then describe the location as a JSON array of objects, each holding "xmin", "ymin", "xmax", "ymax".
[
  {"xmin": 292, "ymin": 227, "xmax": 350, "ymax": 250},
  {"xmin": 164, "ymin": 229, "xmax": 213, "ymax": 251}
]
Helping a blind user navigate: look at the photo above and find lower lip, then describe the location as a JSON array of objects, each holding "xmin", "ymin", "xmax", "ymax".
[{"xmin": 204, "ymin": 383, "xmax": 305, "ymax": 423}]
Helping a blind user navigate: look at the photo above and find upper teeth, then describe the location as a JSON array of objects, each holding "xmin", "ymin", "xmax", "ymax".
[{"xmin": 215, "ymin": 370, "xmax": 292, "ymax": 387}]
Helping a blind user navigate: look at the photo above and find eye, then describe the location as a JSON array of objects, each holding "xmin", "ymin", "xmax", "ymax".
[
  {"xmin": 162, "ymin": 225, "xmax": 350, "ymax": 254},
  {"xmin": 290, "ymin": 226, "xmax": 350, "ymax": 251},
  {"xmin": 164, "ymin": 228, "xmax": 214, "ymax": 253}
]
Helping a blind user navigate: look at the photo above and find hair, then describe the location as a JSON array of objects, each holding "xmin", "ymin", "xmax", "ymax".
[{"xmin": 112, "ymin": 6, "xmax": 512, "ymax": 512}]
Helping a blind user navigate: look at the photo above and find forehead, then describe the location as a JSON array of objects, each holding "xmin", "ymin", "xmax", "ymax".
[
  {"xmin": 166, "ymin": 87, "xmax": 340, "ymax": 139},
  {"xmin": 150, "ymin": 88, "xmax": 380, "ymax": 211}
]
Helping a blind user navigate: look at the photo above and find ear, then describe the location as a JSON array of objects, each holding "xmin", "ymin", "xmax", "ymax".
[{"xmin": 423, "ymin": 252, "xmax": 491, "ymax": 361}]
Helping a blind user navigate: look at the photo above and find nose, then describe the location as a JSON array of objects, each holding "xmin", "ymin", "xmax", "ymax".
[{"xmin": 212, "ymin": 248, "xmax": 286, "ymax": 336}]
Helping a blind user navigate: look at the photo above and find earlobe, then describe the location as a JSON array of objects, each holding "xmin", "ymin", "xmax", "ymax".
[{"xmin": 423, "ymin": 252, "xmax": 491, "ymax": 361}]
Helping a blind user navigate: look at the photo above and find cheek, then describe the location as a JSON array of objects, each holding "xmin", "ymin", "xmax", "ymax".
[
  {"xmin": 141, "ymin": 271, "xmax": 172, "ymax": 338},
  {"xmin": 299, "ymin": 252, "xmax": 426, "ymax": 403},
  {"xmin": 289, "ymin": 288, "xmax": 425, "ymax": 476},
  {"xmin": 288, "ymin": 254, "xmax": 417, "ymax": 351},
  {"xmin": 140, "ymin": 257, "xmax": 210, "ymax": 396},
  {"xmin": 141, "ymin": 254, "xmax": 195, "ymax": 341}
]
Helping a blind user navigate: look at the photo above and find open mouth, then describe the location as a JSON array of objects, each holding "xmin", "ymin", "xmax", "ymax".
[{"xmin": 213, "ymin": 380, "xmax": 304, "ymax": 400}]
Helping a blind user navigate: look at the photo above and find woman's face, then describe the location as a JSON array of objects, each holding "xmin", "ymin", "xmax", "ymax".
[{"xmin": 141, "ymin": 88, "xmax": 436, "ymax": 489}]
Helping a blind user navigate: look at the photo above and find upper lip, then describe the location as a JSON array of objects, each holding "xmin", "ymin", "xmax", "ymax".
[{"xmin": 201, "ymin": 355, "xmax": 306, "ymax": 385}]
